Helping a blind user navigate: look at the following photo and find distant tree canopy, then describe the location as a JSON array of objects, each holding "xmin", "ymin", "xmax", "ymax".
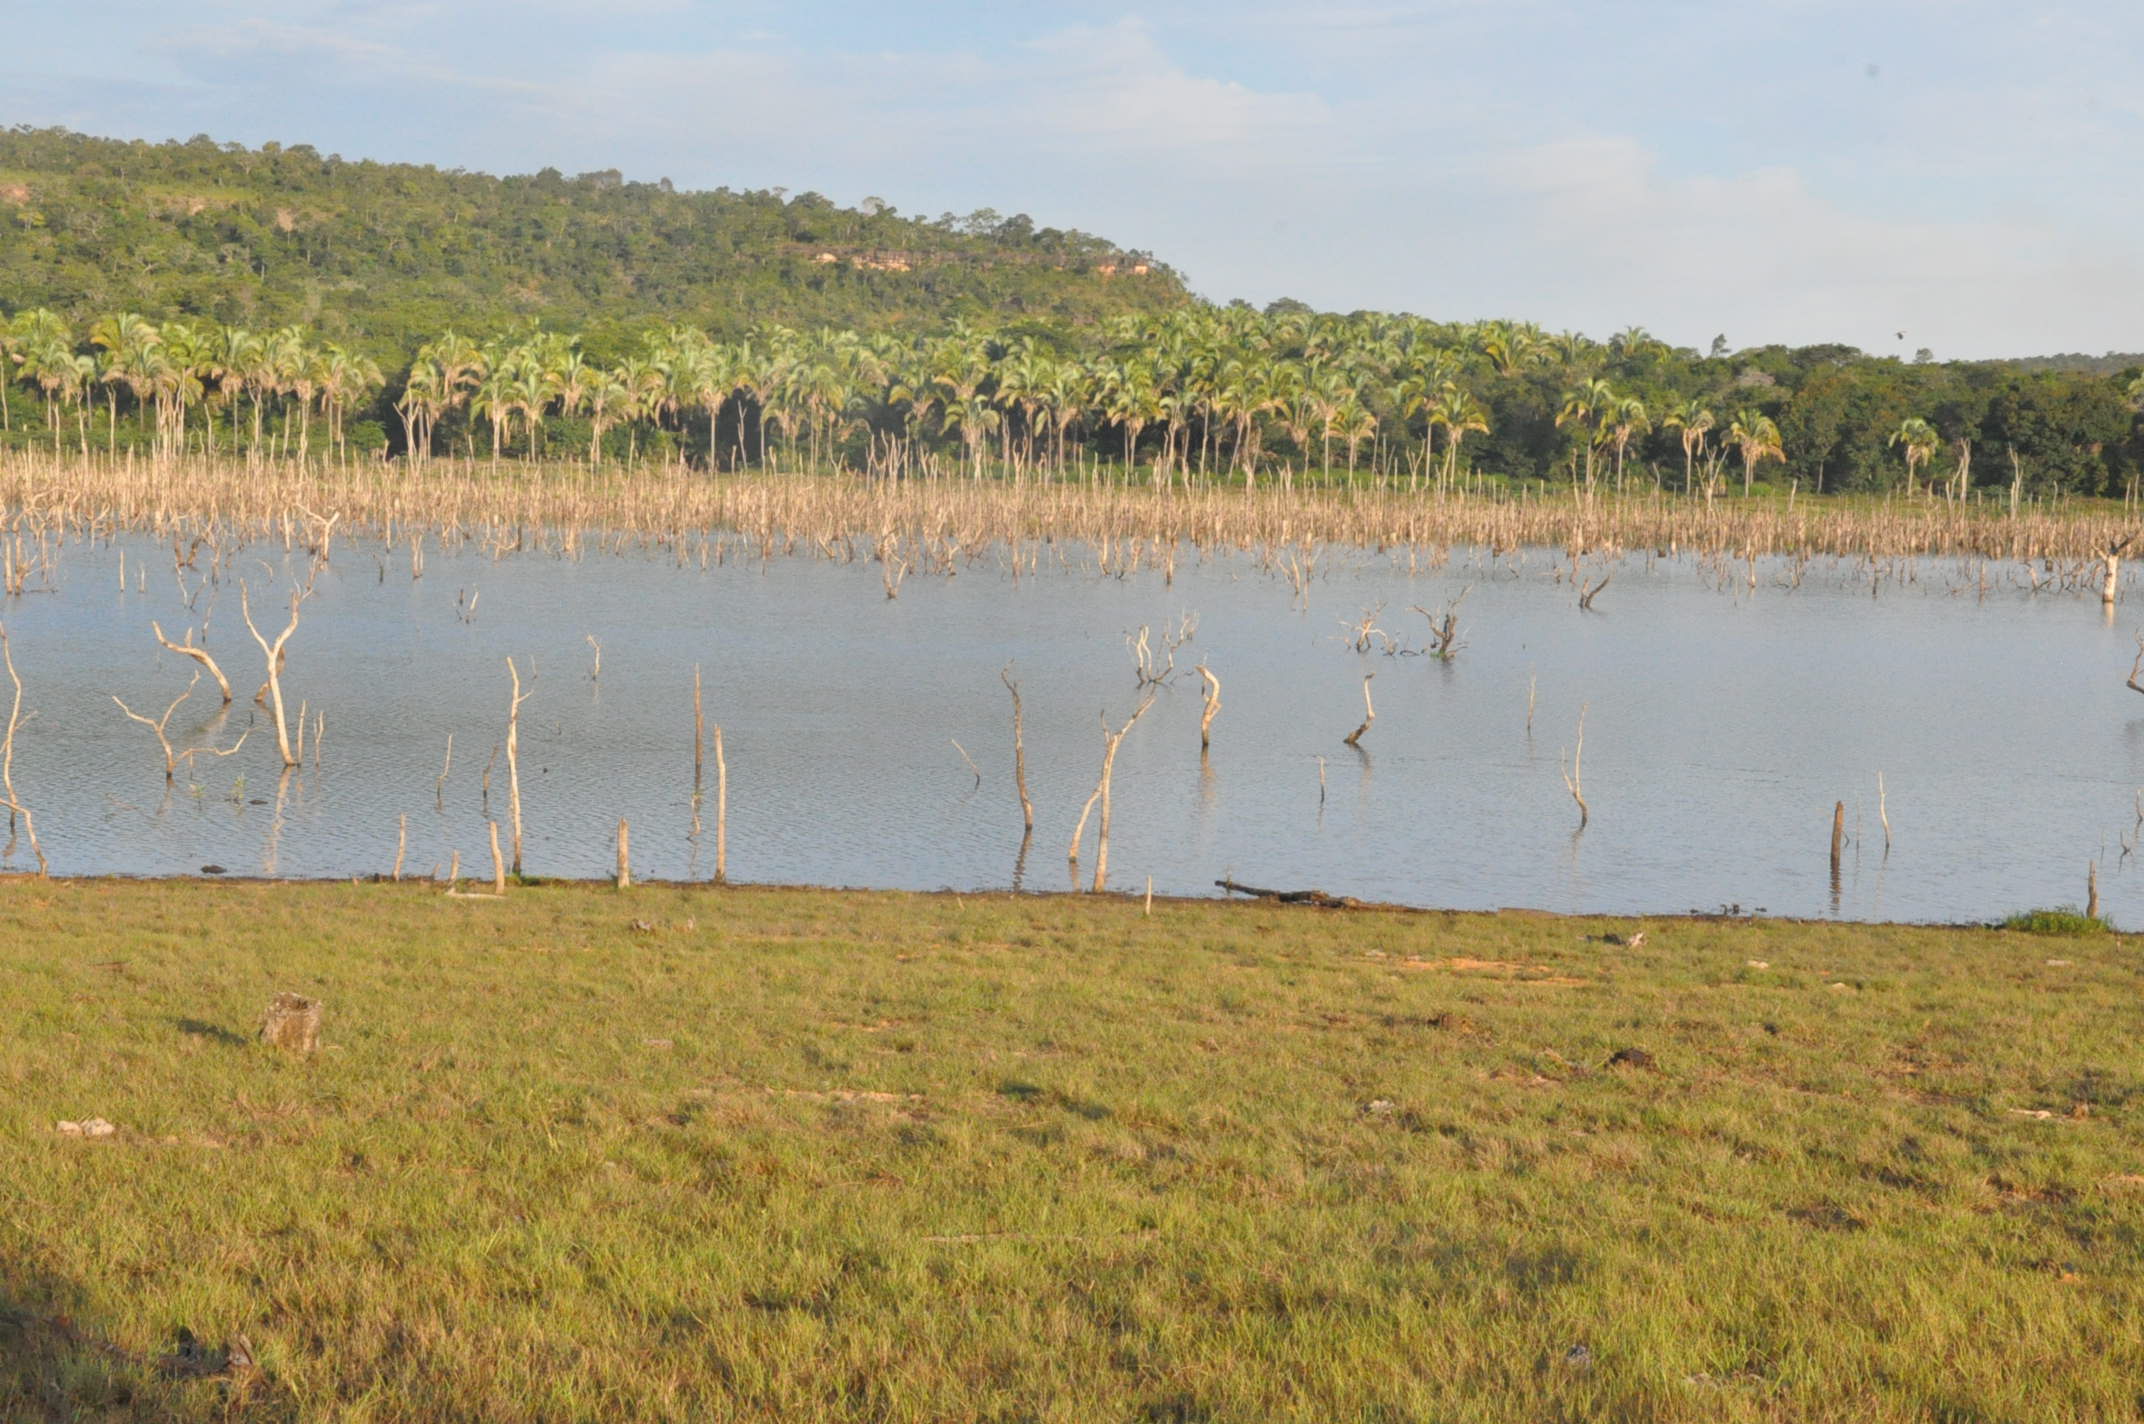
[
  {"xmin": 7, "ymin": 301, "xmax": 2143, "ymax": 501},
  {"xmin": 0, "ymin": 126, "xmax": 1186, "ymax": 358},
  {"xmin": 4, "ymin": 127, "xmax": 2144, "ymax": 497}
]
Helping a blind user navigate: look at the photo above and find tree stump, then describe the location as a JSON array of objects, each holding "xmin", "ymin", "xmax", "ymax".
[{"xmin": 260, "ymin": 992, "xmax": 322, "ymax": 1056}]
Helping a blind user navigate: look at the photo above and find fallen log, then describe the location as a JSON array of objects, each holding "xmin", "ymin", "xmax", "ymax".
[{"xmin": 1214, "ymin": 878, "xmax": 1358, "ymax": 908}]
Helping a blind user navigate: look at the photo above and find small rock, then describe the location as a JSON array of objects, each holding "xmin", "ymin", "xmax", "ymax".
[
  {"xmin": 1606, "ymin": 1047, "xmax": 1656, "ymax": 1070},
  {"xmin": 1362, "ymin": 1098, "xmax": 1396, "ymax": 1116},
  {"xmin": 1563, "ymin": 1343, "xmax": 1593, "ymax": 1370},
  {"xmin": 56, "ymin": 1118, "xmax": 117, "ymax": 1138},
  {"xmin": 1828, "ymin": 982, "xmax": 1852, "ymax": 992}
]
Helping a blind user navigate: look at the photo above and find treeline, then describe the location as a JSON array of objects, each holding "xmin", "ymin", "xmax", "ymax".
[
  {"xmin": 0, "ymin": 127, "xmax": 1185, "ymax": 354},
  {"xmin": 6, "ymin": 304, "xmax": 2143, "ymax": 499}
]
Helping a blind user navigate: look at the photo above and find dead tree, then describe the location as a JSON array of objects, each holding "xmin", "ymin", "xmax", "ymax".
[
  {"xmin": 1068, "ymin": 692, "xmax": 1157, "ymax": 885},
  {"xmin": 1410, "ymin": 588, "xmax": 1470, "ymax": 660},
  {"xmin": 1561, "ymin": 704, "xmax": 1590, "ymax": 829},
  {"xmin": 1197, "ymin": 664, "xmax": 1222, "ymax": 750},
  {"xmin": 1343, "ymin": 674, "xmax": 1376, "ymax": 747},
  {"xmin": 1338, "ymin": 604, "xmax": 1390, "ymax": 654},
  {"xmin": 2104, "ymin": 535, "xmax": 2135, "ymax": 607},
  {"xmin": 1579, "ymin": 571, "xmax": 1611, "ymax": 611},
  {"xmin": 111, "ymin": 673, "xmax": 249, "ymax": 781},
  {"xmin": 0, "ymin": 625, "xmax": 46, "ymax": 875},
  {"xmin": 1002, "ymin": 666, "xmax": 1035, "ymax": 833},
  {"xmin": 1090, "ymin": 692, "xmax": 1157, "ymax": 893},
  {"xmin": 1127, "ymin": 614, "xmax": 1197, "ymax": 687},
  {"xmin": 151, "ymin": 622, "xmax": 233, "ymax": 704},
  {"xmin": 239, "ymin": 582, "xmax": 303, "ymax": 767},
  {"xmin": 713, "ymin": 724, "xmax": 728, "ymax": 883},
  {"xmin": 504, "ymin": 658, "xmax": 533, "ymax": 875}
]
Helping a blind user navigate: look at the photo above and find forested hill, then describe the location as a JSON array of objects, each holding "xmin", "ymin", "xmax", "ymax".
[{"xmin": 0, "ymin": 126, "xmax": 1188, "ymax": 357}]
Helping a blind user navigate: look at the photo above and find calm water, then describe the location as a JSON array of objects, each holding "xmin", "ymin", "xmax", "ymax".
[{"xmin": 2, "ymin": 533, "xmax": 2140, "ymax": 925}]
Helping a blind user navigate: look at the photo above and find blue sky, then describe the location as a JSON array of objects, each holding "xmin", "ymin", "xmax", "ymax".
[{"xmin": 5, "ymin": 0, "xmax": 2140, "ymax": 357}]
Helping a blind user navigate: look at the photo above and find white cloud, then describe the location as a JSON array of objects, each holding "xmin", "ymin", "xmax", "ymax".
[
  {"xmin": 1016, "ymin": 19, "xmax": 1333, "ymax": 159},
  {"xmin": 1452, "ymin": 133, "xmax": 2136, "ymax": 357}
]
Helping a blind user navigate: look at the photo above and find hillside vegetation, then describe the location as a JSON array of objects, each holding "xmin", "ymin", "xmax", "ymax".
[
  {"xmin": 3, "ymin": 127, "xmax": 2143, "ymax": 498},
  {"xmin": 0, "ymin": 127, "xmax": 1186, "ymax": 355}
]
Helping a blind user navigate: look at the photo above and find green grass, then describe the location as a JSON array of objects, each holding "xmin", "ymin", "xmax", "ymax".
[
  {"xmin": 3, "ymin": 880, "xmax": 2142, "ymax": 1422},
  {"xmin": 2000, "ymin": 906, "xmax": 2112, "ymax": 935}
]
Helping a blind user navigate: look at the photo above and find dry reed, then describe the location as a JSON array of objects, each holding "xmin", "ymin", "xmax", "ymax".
[{"xmin": 4, "ymin": 453, "xmax": 2139, "ymax": 574}]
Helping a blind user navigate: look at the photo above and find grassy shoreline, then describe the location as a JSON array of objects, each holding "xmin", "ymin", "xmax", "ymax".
[{"xmin": 5, "ymin": 878, "xmax": 2141, "ymax": 1421}]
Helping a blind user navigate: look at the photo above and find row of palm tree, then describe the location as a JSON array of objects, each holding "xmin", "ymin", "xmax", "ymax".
[
  {"xmin": 5, "ymin": 305, "xmax": 1829, "ymax": 493},
  {"xmin": 0, "ymin": 310, "xmax": 381, "ymax": 461},
  {"xmin": 388, "ymin": 311, "xmax": 1802, "ymax": 496}
]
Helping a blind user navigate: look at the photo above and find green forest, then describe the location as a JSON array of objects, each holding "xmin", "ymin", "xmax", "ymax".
[
  {"xmin": 4, "ymin": 125, "xmax": 2144, "ymax": 498},
  {"xmin": 0, "ymin": 126, "xmax": 1184, "ymax": 350}
]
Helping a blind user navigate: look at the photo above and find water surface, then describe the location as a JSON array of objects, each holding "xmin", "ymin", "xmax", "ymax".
[{"xmin": 2, "ymin": 535, "xmax": 2138, "ymax": 925}]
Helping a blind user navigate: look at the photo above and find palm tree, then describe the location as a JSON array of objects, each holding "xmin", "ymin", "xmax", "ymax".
[
  {"xmin": 508, "ymin": 358, "xmax": 556, "ymax": 460},
  {"xmin": 471, "ymin": 366, "xmax": 516, "ymax": 465},
  {"xmin": 1333, "ymin": 398, "xmax": 1377, "ymax": 480},
  {"xmin": 0, "ymin": 312, "xmax": 20, "ymax": 432},
  {"xmin": 1608, "ymin": 325, "xmax": 1668, "ymax": 367},
  {"xmin": 1729, "ymin": 409, "xmax": 1784, "ymax": 497},
  {"xmin": 89, "ymin": 312, "xmax": 159, "ymax": 452},
  {"xmin": 1660, "ymin": 399, "xmax": 1715, "ymax": 495},
  {"xmin": 1307, "ymin": 367, "xmax": 1351, "ymax": 477},
  {"xmin": 1604, "ymin": 395, "xmax": 1651, "ymax": 491},
  {"xmin": 583, "ymin": 369, "xmax": 629, "ymax": 466},
  {"xmin": 992, "ymin": 343, "xmax": 1053, "ymax": 474},
  {"xmin": 611, "ymin": 357, "xmax": 664, "ymax": 465},
  {"xmin": 1556, "ymin": 378, "xmax": 1616, "ymax": 490},
  {"xmin": 886, "ymin": 361, "xmax": 941, "ymax": 475},
  {"xmin": 195, "ymin": 324, "xmax": 258, "ymax": 456},
  {"xmin": 153, "ymin": 321, "xmax": 211, "ymax": 457},
  {"xmin": 396, "ymin": 355, "xmax": 449, "ymax": 465},
  {"xmin": 939, "ymin": 392, "xmax": 1000, "ymax": 479},
  {"xmin": 1888, "ymin": 417, "xmax": 1940, "ymax": 497},
  {"xmin": 1436, "ymin": 385, "xmax": 1490, "ymax": 491},
  {"xmin": 1107, "ymin": 364, "xmax": 1164, "ymax": 477},
  {"xmin": 15, "ymin": 314, "xmax": 82, "ymax": 454},
  {"xmin": 550, "ymin": 349, "xmax": 599, "ymax": 460}
]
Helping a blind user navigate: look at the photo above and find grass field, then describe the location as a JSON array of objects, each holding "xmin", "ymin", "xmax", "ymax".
[{"xmin": 3, "ymin": 879, "xmax": 2141, "ymax": 1422}]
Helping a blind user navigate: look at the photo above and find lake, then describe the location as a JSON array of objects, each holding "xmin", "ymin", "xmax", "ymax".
[{"xmin": 1, "ymin": 532, "xmax": 2137, "ymax": 925}]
